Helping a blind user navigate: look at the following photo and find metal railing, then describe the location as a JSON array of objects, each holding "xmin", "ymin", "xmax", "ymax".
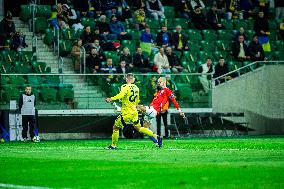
[
  {"xmin": 80, "ymin": 46, "xmax": 86, "ymax": 74},
  {"xmin": 212, "ymin": 61, "xmax": 284, "ymax": 87}
]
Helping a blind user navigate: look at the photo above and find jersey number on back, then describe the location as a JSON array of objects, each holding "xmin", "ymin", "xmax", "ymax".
[{"xmin": 129, "ymin": 90, "xmax": 137, "ymax": 102}]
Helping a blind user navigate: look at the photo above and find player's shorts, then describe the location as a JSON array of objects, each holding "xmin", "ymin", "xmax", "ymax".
[
  {"xmin": 114, "ymin": 113, "xmax": 141, "ymax": 128},
  {"xmin": 145, "ymin": 106, "xmax": 157, "ymax": 123}
]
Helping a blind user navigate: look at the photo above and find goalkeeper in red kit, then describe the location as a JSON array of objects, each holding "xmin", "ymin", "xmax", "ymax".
[{"xmin": 137, "ymin": 76, "xmax": 186, "ymax": 125}]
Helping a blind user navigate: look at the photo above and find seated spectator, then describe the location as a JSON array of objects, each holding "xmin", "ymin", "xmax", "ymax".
[
  {"xmin": 191, "ymin": 5, "xmax": 209, "ymax": 30},
  {"xmin": 11, "ymin": 31, "xmax": 28, "ymax": 51},
  {"xmin": 93, "ymin": 27, "xmax": 105, "ymax": 41},
  {"xmin": 57, "ymin": 15, "xmax": 70, "ymax": 29},
  {"xmin": 109, "ymin": 15, "xmax": 132, "ymax": 40},
  {"xmin": 140, "ymin": 25, "xmax": 155, "ymax": 43},
  {"xmin": 80, "ymin": 26, "xmax": 94, "ymax": 46},
  {"xmin": 63, "ymin": 4, "xmax": 84, "ymax": 31},
  {"xmin": 133, "ymin": 7, "xmax": 146, "ymax": 30},
  {"xmin": 239, "ymin": 0, "xmax": 256, "ymax": 19},
  {"xmin": 133, "ymin": 47, "xmax": 152, "ymax": 72},
  {"xmin": 248, "ymin": 35, "xmax": 265, "ymax": 61},
  {"xmin": 73, "ymin": 0, "xmax": 92, "ymax": 18},
  {"xmin": 232, "ymin": 35, "xmax": 250, "ymax": 61},
  {"xmin": 189, "ymin": 0, "xmax": 205, "ymax": 10},
  {"xmin": 234, "ymin": 27, "xmax": 248, "ymax": 43},
  {"xmin": 154, "ymin": 47, "xmax": 170, "ymax": 74},
  {"xmin": 213, "ymin": 57, "xmax": 230, "ymax": 85},
  {"xmin": 198, "ymin": 58, "xmax": 214, "ymax": 95},
  {"xmin": 89, "ymin": 0, "xmax": 104, "ymax": 19},
  {"xmin": 97, "ymin": 15, "xmax": 117, "ymax": 40},
  {"xmin": 254, "ymin": 11, "xmax": 270, "ymax": 45},
  {"xmin": 101, "ymin": 58, "xmax": 117, "ymax": 83},
  {"xmin": 171, "ymin": 25, "xmax": 189, "ymax": 51},
  {"xmin": 121, "ymin": 6, "xmax": 133, "ymax": 22},
  {"xmin": 90, "ymin": 39, "xmax": 104, "ymax": 55},
  {"xmin": 71, "ymin": 39, "xmax": 83, "ymax": 72},
  {"xmin": 165, "ymin": 47, "xmax": 184, "ymax": 73},
  {"xmin": 215, "ymin": 0, "xmax": 228, "ymax": 19},
  {"xmin": 145, "ymin": 0, "xmax": 165, "ymax": 20},
  {"xmin": 116, "ymin": 60, "xmax": 130, "ymax": 74},
  {"xmin": 120, "ymin": 47, "xmax": 133, "ymax": 69},
  {"xmin": 227, "ymin": 0, "xmax": 243, "ymax": 19},
  {"xmin": 0, "ymin": 11, "xmax": 16, "ymax": 47},
  {"xmin": 86, "ymin": 48, "xmax": 103, "ymax": 73},
  {"xmin": 176, "ymin": 0, "xmax": 191, "ymax": 19},
  {"xmin": 207, "ymin": 4, "xmax": 224, "ymax": 30},
  {"xmin": 101, "ymin": 0, "xmax": 118, "ymax": 18},
  {"xmin": 156, "ymin": 26, "xmax": 171, "ymax": 48}
]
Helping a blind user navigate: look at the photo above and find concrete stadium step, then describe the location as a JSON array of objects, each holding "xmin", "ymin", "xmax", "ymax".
[
  {"xmin": 74, "ymin": 91, "xmax": 103, "ymax": 98},
  {"xmin": 76, "ymin": 102, "xmax": 112, "ymax": 109}
]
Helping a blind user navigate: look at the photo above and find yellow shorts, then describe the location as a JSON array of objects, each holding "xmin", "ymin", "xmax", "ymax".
[{"xmin": 114, "ymin": 113, "xmax": 141, "ymax": 128}]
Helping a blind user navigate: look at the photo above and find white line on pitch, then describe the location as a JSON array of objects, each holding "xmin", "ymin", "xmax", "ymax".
[{"xmin": 0, "ymin": 183, "xmax": 71, "ymax": 189}]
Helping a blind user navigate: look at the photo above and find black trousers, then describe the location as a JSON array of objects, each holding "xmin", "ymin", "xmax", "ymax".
[
  {"xmin": 156, "ymin": 111, "xmax": 169, "ymax": 137},
  {"xmin": 22, "ymin": 115, "xmax": 36, "ymax": 139}
]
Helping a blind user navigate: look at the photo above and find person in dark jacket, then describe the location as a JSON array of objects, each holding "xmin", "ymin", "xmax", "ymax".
[
  {"xmin": 86, "ymin": 48, "xmax": 103, "ymax": 73},
  {"xmin": 254, "ymin": 11, "xmax": 270, "ymax": 41},
  {"xmin": 191, "ymin": 5, "xmax": 209, "ymax": 30},
  {"xmin": 213, "ymin": 57, "xmax": 229, "ymax": 85},
  {"xmin": 133, "ymin": 47, "xmax": 152, "ymax": 72},
  {"xmin": 232, "ymin": 34, "xmax": 250, "ymax": 61},
  {"xmin": 0, "ymin": 11, "xmax": 16, "ymax": 47},
  {"xmin": 206, "ymin": 4, "xmax": 224, "ymax": 30},
  {"xmin": 248, "ymin": 35, "xmax": 265, "ymax": 61},
  {"xmin": 171, "ymin": 25, "xmax": 188, "ymax": 51},
  {"xmin": 156, "ymin": 26, "xmax": 171, "ymax": 48}
]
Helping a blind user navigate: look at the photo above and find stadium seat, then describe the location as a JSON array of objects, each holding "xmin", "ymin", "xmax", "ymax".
[
  {"xmin": 213, "ymin": 51, "xmax": 227, "ymax": 61},
  {"xmin": 217, "ymin": 30, "xmax": 233, "ymax": 41},
  {"xmin": 14, "ymin": 61, "xmax": 32, "ymax": 74},
  {"xmin": 8, "ymin": 75, "xmax": 26, "ymax": 87},
  {"xmin": 59, "ymin": 40, "xmax": 73, "ymax": 56},
  {"xmin": 40, "ymin": 87, "xmax": 57, "ymax": 103},
  {"xmin": 215, "ymin": 40, "xmax": 232, "ymax": 52},
  {"xmin": 202, "ymin": 30, "xmax": 217, "ymax": 41},
  {"xmin": 19, "ymin": 5, "xmax": 32, "ymax": 22},
  {"xmin": 174, "ymin": 18, "xmax": 189, "ymax": 29},
  {"xmin": 176, "ymin": 83, "xmax": 193, "ymax": 102},
  {"xmin": 221, "ymin": 19, "xmax": 233, "ymax": 30},
  {"xmin": 164, "ymin": 6, "xmax": 175, "ymax": 18},
  {"xmin": 44, "ymin": 75, "xmax": 60, "ymax": 87},
  {"xmin": 2, "ymin": 85, "xmax": 20, "ymax": 102},
  {"xmin": 61, "ymin": 29, "xmax": 77, "ymax": 40},
  {"xmin": 0, "ymin": 61, "xmax": 13, "ymax": 73},
  {"xmin": 197, "ymin": 51, "xmax": 212, "ymax": 62},
  {"xmin": 200, "ymin": 40, "xmax": 215, "ymax": 52},
  {"xmin": 81, "ymin": 17, "xmax": 96, "ymax": 29},
  {"xmin": 233, "ymin": 20, "xmax": 248, "ymax": 30},
  {"xmin": 187, "ymin": 29, "xmax": 202, "ymax": 42},
  {"xmin": 31, "ymin": 61, "xmax": 50, "ymax": 73},
  {"xmin": 58, "ymin": 88, "xmax": 74, "ymax": 102},
  {"xmin": 146, "ymin": 19, "xmax": 160, "ymax": 29},
  {"xmin": 187, "ymin": 41, "xmax": 200, "ymax": 52},
  {"xmin": 1, "ymin": 50, "xmax": 16, "ymax": 63},
  {"xmin": 34, "ymin": 17, "xmax": 48, "ymax": 33},
  {"xmin": 44, "ymin": 29, "xmax": 54, "ymax": 46},
  {"xmin": 36, "ymin": 5, "xmax": 51, "ymax": 18},
  {"xmin": 27, "ymin": 75, "xmax": 42, "ymax": 86},
  {"xmin": 17, "ymin": 51, "xmax": 36, "ymax": 63}
]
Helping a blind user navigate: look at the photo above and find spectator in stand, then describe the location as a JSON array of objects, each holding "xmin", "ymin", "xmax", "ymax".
[
  {"xmin": 145, "ymin": 0, "xmax": 165, "ymax": 20},
  {"xmin": 156, "ymin": 26, "xmax": 171, "ymax": 48},
  {"xmin": 171, "ymin": 25, "xmax": 189, "ymax": 51},
  {"xmin": 133, "ymin": 47, "xmax": 152, "ymax": 72},
  {"xmin": 121, "ymin": 6, "xmax": 133, "ymax": 22},
  {"xmin": 0, "ymin": 11, "xmax": 16, "ymax": 48},
  {"xmin": 232, "ymin": 35, "xmax": 250, "ymax": 61},
  {"xmin": 213, "ymin": 57, "xmax": 230, "ymax": 85},
  {"xmin": 86, "ymin": 48, "xmax": 103, "ymax": 73},
  {"xmin": 129, "ymin": 0, "xmax": 146, "ymax": 10},
  {"xmin": 248, "ymin": 35, "xmax": 265, "ymax": 61},
  {"xmin": 133, "ymin": 7, "xmax": 147, "ymax": 30},
  {"xmin": 239, "ymin": 0, "xmax": 256, "ymax": 19},
  {"xmin": 275, "ymin": 0, "xmax": 284, "ymax": 21},
  {"xmin": 63, "ymin": 4, "xmax": 84, "ymax": 31},
  {"xmin": 189, "ymin": 0, "xmax": 205, "ymax": 10},
  {"xmin": 191, "ymin": 5, "xmax": 209, "ymax": 30},
  {"xmin": 71, "ymin": 39, "xmax": 83, "ymax": 72},
  {"xmin": 254, "ymin": 11, "xmax": 270, "ymax": 45},
  {"xmin": 140, "ymin": 25, "xmax": 155, "ymax": 43},
  {"xmin": 11, "ymin": 31, "xmax": 28, "ymax": 52},
  {"xmin": 257, "ymin": 0, "xmax": 269, "ymax": 18},
  {"xmin": 165, "ymin": 47, "xmax": 184, "ymax": 73},
  {"xmin": 89, "ymin": 0, "xmax": 104, "ymax": 18},
  {"xmin": 198, "ymin": 58, "xmax": 214, "ymax": 95},
  {"xmin": 73, "ymin": 0, "xmax": 91, "ymax": 18},
  {"xmin": 228, "ymin": 0, "xmax": 243, "ymax": 19},
  {"xmin": 120, "ymin": 47, "xmax": 133, "ymax": 69},
  {"xmin": 154, "ymin": 47, "xmax": 171, "ymax": 74},
  {"xmin": 215, "ymin": 0, "xmax": 228, "ymax": 19},
  {"xmin": 90, "ymin": 39, "xmax": 105, "ymax": 56},
  {"xmin": 116, "ymin": 60, "xmax": 130, "ymax": 74},
  {"xmin": 109, "ymin": 15, "xmax": 132, "ymax": 40},
  {"xmin": 101, "ymin": 0, "xmax": 118, "ymax": 18},
  {"xmin": 234, "ymin": 27, "xmax": 248, "ymax": 43},
  {"xmin": 57, "ymin": 15, "xmax": 70, "ymax": 29},
  {"xmin": 93, "ymin": 27, "xmax": 105, "ymax": 41},
  {"xmin": 97, "ymin": 15, "xmax": 110, "ymax": 35},
  {"xmin": 80, "ymin": 26, "xmax": 94, "ymax": 46},
  {"xmin": 176, "ymin": 0, "xmax": 191, "ymax": 19},
  {"xmin": 207, "ymin": 4, "xmax": 224, "ymax": 30},
  {"xmin": 101, "ymin": 58, "xmax": 117, "ymax": 84}
]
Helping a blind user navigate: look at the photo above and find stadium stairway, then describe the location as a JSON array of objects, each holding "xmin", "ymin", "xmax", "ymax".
[{"xmin": 13, "ymin": 17, "xmax": 111, "ymax": 109}]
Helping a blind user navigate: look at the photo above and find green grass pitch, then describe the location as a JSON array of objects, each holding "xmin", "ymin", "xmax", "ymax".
[{"xmin": 0, "ymin": 137, "xmax": 284, "ymax": 189}]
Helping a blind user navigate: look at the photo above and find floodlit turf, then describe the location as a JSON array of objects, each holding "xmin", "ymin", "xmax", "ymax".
[{"xmin": 0, "ymin": 137, "xmax": 284, "ymax": 189}]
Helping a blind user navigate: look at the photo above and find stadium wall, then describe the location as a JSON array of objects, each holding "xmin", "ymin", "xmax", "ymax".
[{"xmin": 212, "ymin": 64, "xmax": 284, "ymax": 134}]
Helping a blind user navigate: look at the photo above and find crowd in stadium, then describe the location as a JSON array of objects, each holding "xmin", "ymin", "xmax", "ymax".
[{"xmin": 0, "ymin": 0, "xmax": 283, "ymax": 93}]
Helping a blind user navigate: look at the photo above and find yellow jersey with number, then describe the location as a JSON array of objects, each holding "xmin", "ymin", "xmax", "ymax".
[{"xmin": 111, "ymin": 83, "xmax": 140, "ymax": 116}]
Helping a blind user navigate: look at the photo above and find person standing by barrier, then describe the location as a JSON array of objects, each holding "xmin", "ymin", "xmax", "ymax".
[{"xmin": 19, "ymin": 85, "xmax": 40, "ymax": 142}]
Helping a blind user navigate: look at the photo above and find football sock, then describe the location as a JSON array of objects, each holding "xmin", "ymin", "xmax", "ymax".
[
  {"xmin": 139, "ymin": 127, "xmax": 157, "ymax": 142},
  {"xmin": 111, "ymin": 130, "xmax": 119, "ymax": 147}
]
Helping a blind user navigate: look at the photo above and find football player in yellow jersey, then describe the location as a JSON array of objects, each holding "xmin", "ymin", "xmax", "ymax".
[{"xmin": 105, "ymin": 73, "xmax": 162, "ymax": 149}]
